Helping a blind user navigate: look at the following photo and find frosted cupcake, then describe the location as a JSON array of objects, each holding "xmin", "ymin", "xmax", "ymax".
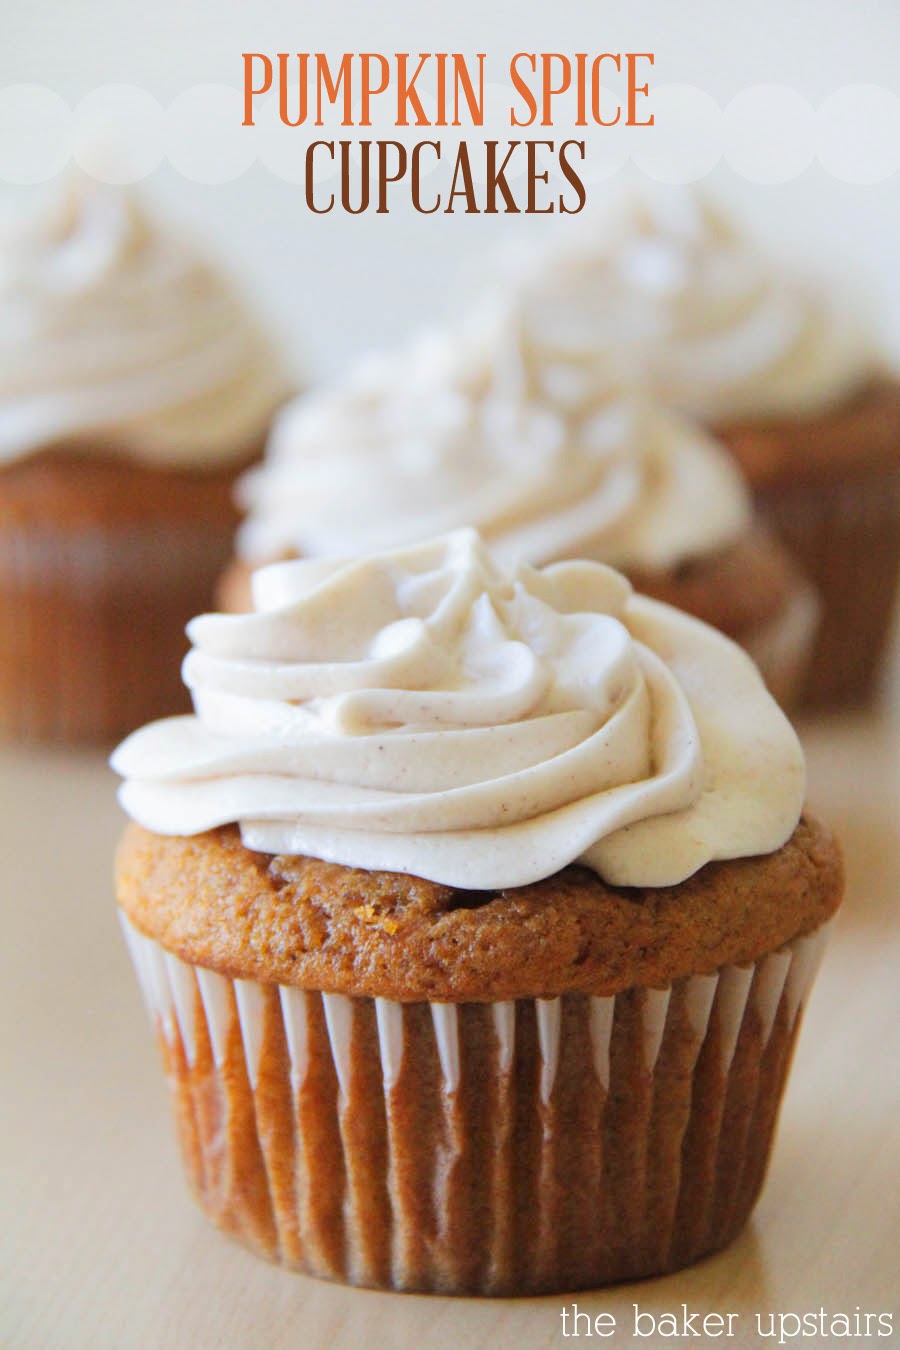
[
  {"xmin": 492, "ymin": 187, "xmax": 899, "ymax": 708},
  {"xmin": 113, "ymin": 530, "xmax": 843, "ymax": 1294},
  {"xmin": 0, "ymin": 180, "xmax": 291, "ymax": 742},
  {"xmin": 225, "ymin": 331, "xmax": 817, "ymax": 708}
]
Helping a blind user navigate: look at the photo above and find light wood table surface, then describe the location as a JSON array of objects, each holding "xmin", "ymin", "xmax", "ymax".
[{"xmin": 2, "ymin": 652, "xmax": 899, "ymax": 1349}]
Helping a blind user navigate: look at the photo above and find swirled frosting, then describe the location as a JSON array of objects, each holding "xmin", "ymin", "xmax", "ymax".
[
  {"xmin": 0, "ymin": 180, "xmax": 290, "ymax": 466},
  {"xmin": 487, "ymin": 187, "xmax": 872, "ymax": 424},
  {"xmin": 237, "ymin": 329, "xmax": 751, "ymax": 572},
  {"xmin": 112, "ymin": 529, "xmax": 805, "ymax": 890}
]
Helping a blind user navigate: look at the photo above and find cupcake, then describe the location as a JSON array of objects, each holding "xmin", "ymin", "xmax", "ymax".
[
  {"xmin": 113, "ymin": 530, "xmax": 843, "ymax": 1295},
  {"xmin": 224, "ymin": 331, "xmax": 817, "ymax": 709},
  {"xmin": 0, "ymin": 179, "xmax": 292, "ymax": 742},
  {"xmin": 492, "ymin": 187, "xmax": 899, "ymax": 708}
]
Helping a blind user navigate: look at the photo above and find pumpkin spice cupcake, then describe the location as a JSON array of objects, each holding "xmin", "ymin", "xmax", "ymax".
[
  {"xmin": 113, "ymin": 530, "xmax": 843, "ymax": 1295},
  {"xmin": 492, "ymin": 187, "xmax": 899, "ymax": 708},
  {"xmin": 0, "ymin": 179, "xmax": 291, "ymax": 742},
  {"xmin": 224, "ymin": 331, "xmax": 818, "ymax": 709}
]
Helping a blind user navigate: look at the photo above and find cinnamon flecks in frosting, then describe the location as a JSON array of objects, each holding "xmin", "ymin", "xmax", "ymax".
[
  {"xmin": 236, "ymin": 330, "xmax": 751, "ymax": 571},
  {"xmin": 0, "ymin": 179, "xmax": 290, "ymax": 466},
  {"xmin": 482, "ymin": 186, "xmax": 872, "ymax": 425},
  {"xmin": 112, "ymin": 530, "xmax": 805, "ymax": 890}
]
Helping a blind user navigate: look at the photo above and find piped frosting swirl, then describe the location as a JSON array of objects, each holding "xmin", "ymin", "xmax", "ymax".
[
  {"xmin": 487, "ymin": 187, "xmax": 872, "ymax": 424},
  {"xmin": 112, "ymin": 529, "xmax": 805, "ymax": 890},
  {"xmin": 0, "ymin": 181, "xmax": 290, "ymax": 466},
  {"xmin": 237, "ymin": 329, "xmax": 751, "ymax": 572}
]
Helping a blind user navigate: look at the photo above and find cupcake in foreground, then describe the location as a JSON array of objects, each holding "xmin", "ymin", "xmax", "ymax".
[
  {"xmin": 493, "ymin": 187, "xmax": 900, "ymax": 708},
  {"xmin": 0, "ymin": 179, "xmax": 292, "ymax": 742},
  {"xmin": 113, "ymin": 529, "xmax": 843, "ymax": 1295},
  {"xmin": 225, "ymin": 332, "xmax": 817, "ymax": 709}
]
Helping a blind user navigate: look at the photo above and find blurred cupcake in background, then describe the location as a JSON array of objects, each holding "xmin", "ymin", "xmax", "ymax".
[
  {"xmin": 490, "ymin": 187, "xmax": 899, "ymax": 709},
  {"xmin": 0, "ymin": 178, "xmax": 293, "ymax": 742},
  {"xmin": 225, "ymin": 329, "xmax": 817, "ymax": 710}
]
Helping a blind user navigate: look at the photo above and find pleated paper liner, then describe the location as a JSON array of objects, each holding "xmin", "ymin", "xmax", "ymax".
[
  {"xmin": 121, "ymin": 914, "xmax": 830, "ymax": 1296},
  {"xmin": 756, "ymin": 467, "xmax": 900, "ymax": 709},
  {"xmin": 0, "ymin": 515, "xmax": 233, "ymax": 744}
]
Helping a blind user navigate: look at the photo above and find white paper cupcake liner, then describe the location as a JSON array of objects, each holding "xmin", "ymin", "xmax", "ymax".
[{"xmin": 120, "ymin": 913, "xmax": 830, "ymax": 1295}]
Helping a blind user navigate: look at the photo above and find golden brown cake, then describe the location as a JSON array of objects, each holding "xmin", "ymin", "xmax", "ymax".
[
  {"xmin": 119, "ymin": 816, "xmax": 840, "ymax": 1000},
  {"xmin": 113, "ymin": 532, "xmax": 844, "ymax": 1294}
]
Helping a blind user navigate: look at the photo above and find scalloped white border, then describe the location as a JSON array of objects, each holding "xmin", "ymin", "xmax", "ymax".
[{"xmin": 1, "ymin": 81, "xmax": 898, "ymax": 186}]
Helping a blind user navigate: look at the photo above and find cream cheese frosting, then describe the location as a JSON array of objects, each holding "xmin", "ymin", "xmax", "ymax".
[
  {"xmin": 486, "ymin": 187, "xmax": 872, "ymax": 424},
  {"xmin": 237, "ymin": 329, "xmax": 751, "ymax": 572},
  {"xmin": 0, "ymin": 180, "xmax": 290, "ymax": 467},
  {"xmin": 112, "ymin": 529, "xmax": 805, "ymax": 891}
]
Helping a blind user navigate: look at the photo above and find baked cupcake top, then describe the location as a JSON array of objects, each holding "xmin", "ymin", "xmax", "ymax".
[
  {"xmin": 113, "ymin": 529, "xmax": 804, "ymax": 893},
  {"xmin": 484, "ymin": 186, "xmax": 872, "ymax": 425},
  {"xmin": 236, "ymin": 330, "xmax": 750, "ymax": 572},
  {"xmin": 115, "ymin": 817, "xmax": 840, "ymax": 999},
  {"xmin": 0, "ymin": 180, "xmax": 290, "ymax": 467}
]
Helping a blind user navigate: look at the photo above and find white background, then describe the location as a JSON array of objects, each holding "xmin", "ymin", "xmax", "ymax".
[{"xmin": 2, "ymin": 0, "xmax": 900, "ymax": 385}]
